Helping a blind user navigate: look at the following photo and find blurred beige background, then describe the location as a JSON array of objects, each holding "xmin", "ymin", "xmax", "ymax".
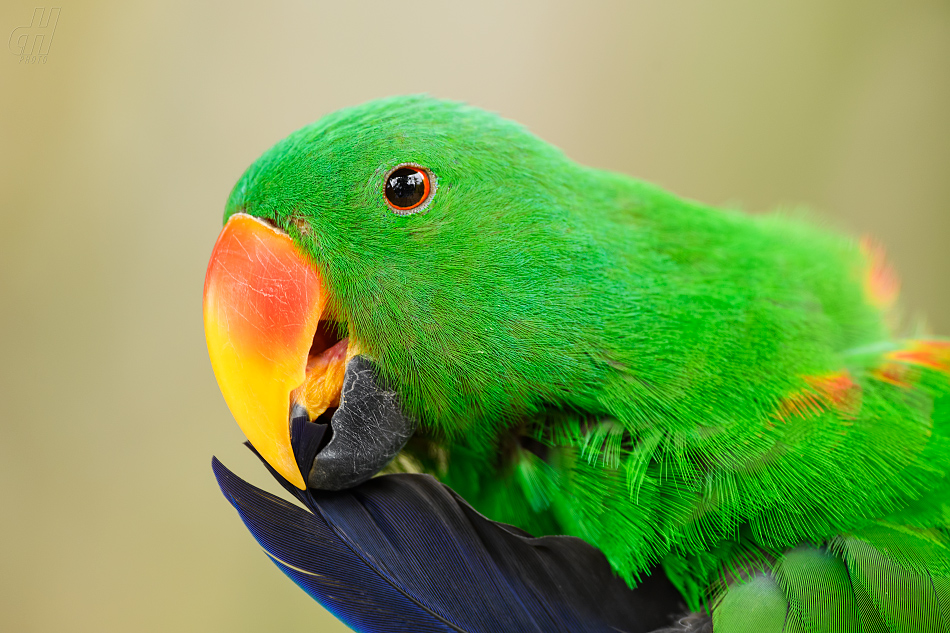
[{"xmin": 1, "ymin": 1, "xmax": 948, "ymax": 631}]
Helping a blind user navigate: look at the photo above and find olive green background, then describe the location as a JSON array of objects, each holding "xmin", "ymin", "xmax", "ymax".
[{"xmin": 2, "ymin": 1, "xmax": 948, "ymax": 631}]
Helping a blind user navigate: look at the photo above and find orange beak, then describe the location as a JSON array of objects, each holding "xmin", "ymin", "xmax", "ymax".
[{"xmin": 203, "ymin": 214, "xmax": 324, "ymax": 489}]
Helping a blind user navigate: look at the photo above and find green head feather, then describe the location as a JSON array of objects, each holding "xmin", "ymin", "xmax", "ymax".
[{"xmin": 226, "ymin": 95, "xmax": 617, "ymax": 448}]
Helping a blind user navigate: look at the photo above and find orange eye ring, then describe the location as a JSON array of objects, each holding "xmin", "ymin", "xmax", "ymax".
[{"xmin": 384, "ymin": 164, "xmax": 435, "ymax": 214}]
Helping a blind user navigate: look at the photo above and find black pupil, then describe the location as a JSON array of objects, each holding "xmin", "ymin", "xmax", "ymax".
[{"xmin": 385, "ymin": 167, "xmax": 426, "ymax": 208}]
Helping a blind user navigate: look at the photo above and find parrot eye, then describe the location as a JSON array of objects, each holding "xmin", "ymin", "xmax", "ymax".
[{"xmin": 384, "ymin": 164, "xmax": 435, "ymax": 214}]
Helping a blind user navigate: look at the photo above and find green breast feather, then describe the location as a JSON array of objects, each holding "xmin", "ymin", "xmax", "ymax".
[{"xmin": 226, "ymin": 95, "xmax": 950, "ymax": 632}]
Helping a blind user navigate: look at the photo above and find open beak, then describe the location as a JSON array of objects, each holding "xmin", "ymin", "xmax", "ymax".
[{"xmin": 203, "ymin": 213, "xmax": 415, "ymax": 491}]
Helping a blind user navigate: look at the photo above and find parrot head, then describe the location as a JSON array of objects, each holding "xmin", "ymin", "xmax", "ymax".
[{"xmin": 204, "ymin": 96, "xmax": 610, "ymax": 490}]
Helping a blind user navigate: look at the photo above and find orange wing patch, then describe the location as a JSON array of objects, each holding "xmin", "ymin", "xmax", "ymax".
[
  {"xmin": 870, "ymin": 362, "xmax": 912, "ymax": 389},
  {"xmin": 775, "ymin": 370, "xmax": 861, "ymax": 422},
  {"xmin": 860, "ymin": 236, "xmax": 900, "ymax": 310},
  {"xmin": 885, "ymin": 340, "xmax": 950, "ymax": 374}
]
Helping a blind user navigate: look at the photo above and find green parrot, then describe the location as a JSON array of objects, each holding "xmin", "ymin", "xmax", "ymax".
[{"xmin": 204, "ymin": 95, "xmax": 950, "ymax": 632}]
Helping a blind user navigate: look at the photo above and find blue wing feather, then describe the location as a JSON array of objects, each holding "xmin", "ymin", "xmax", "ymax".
[{"xmin": 212, "ymin": 457, "xmax": 683, "ymax": 632}]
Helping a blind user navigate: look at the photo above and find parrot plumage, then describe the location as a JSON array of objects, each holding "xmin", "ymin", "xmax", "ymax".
[{"xmin": 206, "ymin": 95, "xmax": 950, "ymax": 632}]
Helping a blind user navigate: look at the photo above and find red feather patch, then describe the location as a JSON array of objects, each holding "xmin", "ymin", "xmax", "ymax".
[
  {"xmin": 885, "ymin": 340, "xmax": 950, "ymax": 374},
  {"xmin": 870, "ymin": 361, "xmax": 913, "ymax": 389},
  {"xmin": 860, "ymin": 236, "xmax": 901, "ymax": 310},
  {"xmin": 774, "ymin": 370, "xmax": 861, "ymax": 423}
]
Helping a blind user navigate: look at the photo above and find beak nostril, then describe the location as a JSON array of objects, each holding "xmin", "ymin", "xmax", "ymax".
[{"xmin": 289, "ymin": 214, "xmax": 312, "ymax": 237}]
